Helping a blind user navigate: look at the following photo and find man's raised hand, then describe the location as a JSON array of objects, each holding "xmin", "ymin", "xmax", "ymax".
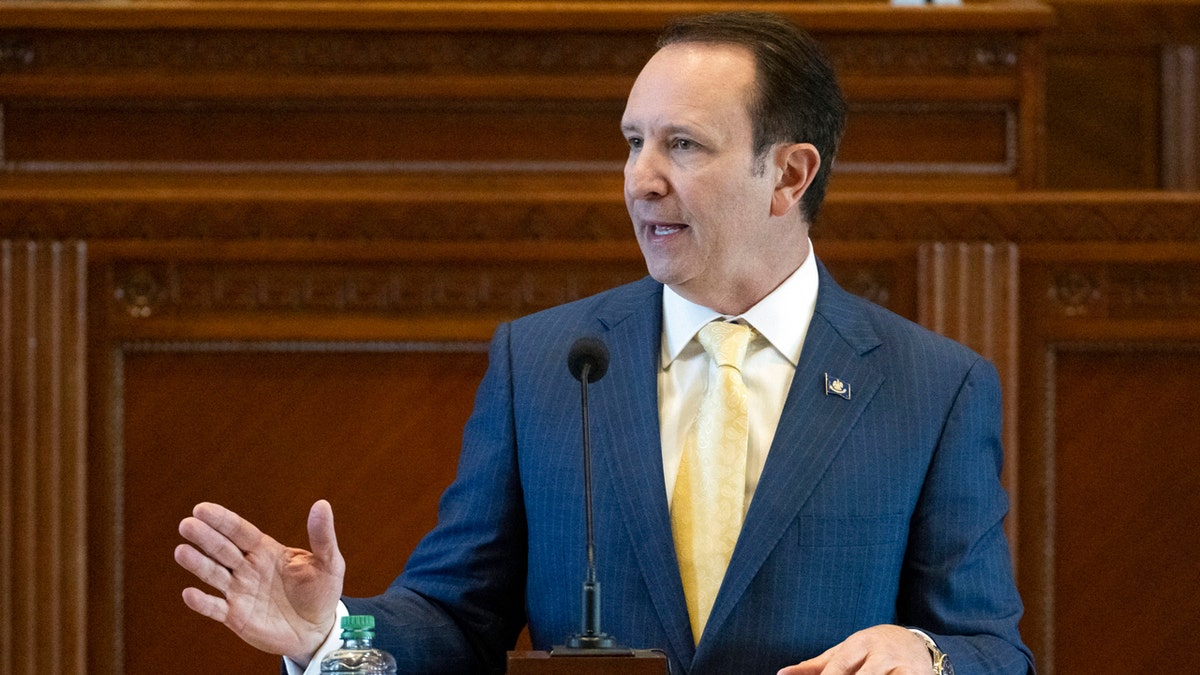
[{"xmin": 175, "ymin": 499, "xmax": 346, "ymax": 665}]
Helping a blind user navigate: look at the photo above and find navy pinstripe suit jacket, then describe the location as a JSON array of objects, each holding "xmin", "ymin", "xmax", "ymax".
[{"xmin": 345, "ymin": 260, "xmax": 1035, "ymax": 674}]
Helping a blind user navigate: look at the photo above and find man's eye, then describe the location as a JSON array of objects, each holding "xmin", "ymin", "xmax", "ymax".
[
  {"xmin": 626, "ymin": 137, "xmax": 643, "ymax": 150},
  {"xmin": 671, "ymin": 139, "xmax": 697, "ymax": 151}
]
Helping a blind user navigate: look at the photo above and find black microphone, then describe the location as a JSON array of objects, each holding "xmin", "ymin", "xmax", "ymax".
[
  {"xmin": 558, "ymin": 337, "xmax": 626, "ymax": 653},
  {"xmin": 567, "ymin": 336, "xmax": 609, "ymax": 384}
]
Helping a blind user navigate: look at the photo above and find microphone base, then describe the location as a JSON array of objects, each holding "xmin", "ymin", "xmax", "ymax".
[
  {"xmin": 555, "ymin": 633, "xmax": 628, "ymax": 653},
  {"xmin": 561, "ymin": 634, "xmax": 619, "ymax": 648},
  {"xmin": 550, "ymin": 646, "xmax": 634, "ymax": 656}
]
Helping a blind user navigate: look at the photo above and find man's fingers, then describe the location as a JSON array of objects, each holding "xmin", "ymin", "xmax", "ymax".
[
  {"xmin": 180, "ymin": 586, "xmax": 230, "ymax": 623},
  {"xmin": 174, "ymin": 542, "xmax": 234, "ymax": 594},
  {"xmin": 780, "ymin": 625, "xmax": 928, "ymax": 675},
  {"xmin": 192, "ymin": 501, "xmax": 270, "ymax": 552},
  {"xmin": 179, "ymin": 514, "xmax": 250, "ymax": 571}
]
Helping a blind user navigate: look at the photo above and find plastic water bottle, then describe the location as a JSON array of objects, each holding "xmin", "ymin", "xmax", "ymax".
[{"xmin": 319, "ymin": 615, "xmax": 397, "ymax": 674}]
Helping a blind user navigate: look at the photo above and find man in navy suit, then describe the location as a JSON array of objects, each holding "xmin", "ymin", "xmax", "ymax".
[{"xmin": 176, "ymin": 12, "xmax": 1033, "ymax": 674}]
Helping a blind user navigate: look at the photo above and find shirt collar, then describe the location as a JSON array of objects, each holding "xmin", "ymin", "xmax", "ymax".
[{"xmin": 662, "ymin": 242, "xmax": 819, "ymax": 368}]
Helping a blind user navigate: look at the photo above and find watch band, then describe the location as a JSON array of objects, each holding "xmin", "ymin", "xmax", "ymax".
[{"xmin": 916, "ymin": 632, "xmax": 955, "ymax": 675}]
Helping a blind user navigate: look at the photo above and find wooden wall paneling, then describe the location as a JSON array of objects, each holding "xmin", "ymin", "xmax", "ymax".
[
  {"xmin": 118, "ymin": 344, "xmax": 490, "ymax": 675},
  {"xmin": 1052, "ymin": 347, "xmax": 1200, "ymax": 673},
  {"xmin": 825, "ymin": 23, "xmax": 1048, "ymax": 191},
  {"xmin": 0, "ymin": 1, "xmax": 1054, "ymax": 190},
  {"xmin": 1017, "ymin": 244, "xmax": 1200, "ymax": 675},
  {"xmin": 1161, "ymin": 43, "xmax": 1198, "ymax": 190},
  {"xmin": 1044, "ymin": 46, "xmax": 1161, "ymax": 189},
  {"xmin": 0, "ymin": 172, "xmax": 634, "ymax": 242},
  {"xmin": 15, "ymin": 177, "xmax": 1200, "ymax": 246},
  {"xmin": 0, "ymin": 240, "xmax": 88, "ymax": 675},
  {"xmin": 0, "ymin": 21, "xmax": 654, "ymax": 174},
  {"xmin": 819, "ymin": 241, "xmax": 920, "ymax": 323},
  {"xmin": 1045, "ymin": 0, "xmax": 1200, "ymax": 189},
  {"xmin": 86, "ymin": 260, "xmax": 121, "ymax": 675},
  {"xmin": 1018, "ymin": 29, "xmax": 1048, "ymax": 189}
]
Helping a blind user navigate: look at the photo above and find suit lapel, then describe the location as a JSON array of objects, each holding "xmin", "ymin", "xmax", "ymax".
[
  {"xmin": 590, "ymin": 279, "xmax": 697, "ymax": 667},
  {"xmin": 700, "ymin": 263, "xmax": 886, "ymax": 650}
]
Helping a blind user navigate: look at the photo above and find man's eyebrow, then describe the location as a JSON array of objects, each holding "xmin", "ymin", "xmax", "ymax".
[
  {"xmin": 661, "ymin": 124, "xmax": 700, "ymax": 136},
  {"xmin": 619, "ymin": 122, "xmax": 702, "ymax": 136}
]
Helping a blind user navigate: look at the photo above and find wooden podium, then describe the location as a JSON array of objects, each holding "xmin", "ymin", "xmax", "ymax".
[{"xmin": 507, "ymin": 650, "xmax": 669, "ymax": 674}]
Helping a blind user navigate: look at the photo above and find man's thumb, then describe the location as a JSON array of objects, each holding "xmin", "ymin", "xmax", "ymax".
[{"xmin": 307, "ymin": 499, "xmax": 342, "ymax": 567}]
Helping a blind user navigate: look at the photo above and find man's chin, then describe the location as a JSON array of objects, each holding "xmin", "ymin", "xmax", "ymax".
[{"xmin": 641, "ymin": 260, "xmax": 685, "ymax": 288}]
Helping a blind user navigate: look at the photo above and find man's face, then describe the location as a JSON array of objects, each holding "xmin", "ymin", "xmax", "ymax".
[{"xmin": 621, "ymin": 42, "xmax": 808, "ymax": 313}]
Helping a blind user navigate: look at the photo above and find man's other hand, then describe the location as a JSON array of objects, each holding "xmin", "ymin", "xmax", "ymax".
[
  {"xmin": 175, "ymin": 499, "xmax": 346, "ymax": 666},
  {"xmin": 778, "ymin": 624, "xmax": 933, "ymax": 675}
]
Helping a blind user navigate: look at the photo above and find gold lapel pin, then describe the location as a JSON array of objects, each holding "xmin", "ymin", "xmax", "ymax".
[{"xmin": 824, "ymin": 373, "xmax": 851, "ymax": 400}]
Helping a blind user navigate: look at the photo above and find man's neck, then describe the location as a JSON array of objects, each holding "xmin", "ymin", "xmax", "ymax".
[{"xmin": 672, "ymin": 253, "xmax": 810, "ymax": 316}]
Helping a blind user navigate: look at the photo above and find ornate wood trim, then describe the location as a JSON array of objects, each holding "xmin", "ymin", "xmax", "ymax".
[
  {"xmin": 0, "ymin": 1, "xmax": 1057, "ymax": 33},
  {"xmin": 0, "ymin": 1, "xmax": 1051, "ymax": 185},
  {"xmin": 0, "ymin": 240, "xmax": 88, "ymax": 675},
  {"xmin": 1162, "ymin": 44, "xmax": 1199, "ymax": 190},
  {"xmin": 6, "ymin": 177, "xmax": 1200, "ymax": 243}
]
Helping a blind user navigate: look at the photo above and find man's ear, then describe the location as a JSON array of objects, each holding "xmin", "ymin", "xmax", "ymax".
[{"xmin": 770, "ymin": 143, "xmax": 821, "ymax": 218}]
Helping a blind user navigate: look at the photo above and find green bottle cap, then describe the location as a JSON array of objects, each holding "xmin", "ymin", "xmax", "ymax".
[{"xmin": 341, "ymin": 615, "xmax": 375, "ymax": 631}]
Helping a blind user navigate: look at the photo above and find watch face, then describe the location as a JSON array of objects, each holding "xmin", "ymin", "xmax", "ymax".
[{"xmin": 935, "ymin": 652, "xmax": 955, "ymax": 675}]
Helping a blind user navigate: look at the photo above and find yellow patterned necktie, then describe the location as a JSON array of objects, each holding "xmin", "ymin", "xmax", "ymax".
[{"xmin": 671, "ymin": 320, "xmax": 751, "ymax": 644}]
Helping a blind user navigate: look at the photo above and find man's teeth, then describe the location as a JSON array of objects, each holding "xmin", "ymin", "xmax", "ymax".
[{"xmin": 654, "ymin": 223, "xmax": 684, "ymax": 235}]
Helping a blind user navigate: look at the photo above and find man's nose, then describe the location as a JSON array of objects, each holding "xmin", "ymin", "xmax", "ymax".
[{"xmin": 625, "ymin": 150, "xmax": 669, "ymax": 199}]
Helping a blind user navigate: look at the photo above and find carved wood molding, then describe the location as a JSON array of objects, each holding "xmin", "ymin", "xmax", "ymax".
[
  {"xmin": 0, "ymin": 240, "xmax": 88, "ymax": 675},
  {"xmin": 1162, "ymin": 44, "xmax": 1199, "ymax": 190},
  {"xmin": 104, "ymin": 255, "xmax": 647, "ymax": 324},
  {"xmin": 0, "ymin": 1, "xmax": 1057, "ymax": 33},
  {"xmin": 1047, "ymin": 0, "xmax": 1200, "ymax": 48},
  {"xmin": 4, "ymin": 176, "xmax": 1200, "ymax": 243},
  {"xmin": 0, "ymin": 0, "xmax": 1055, "ymax": 86},
  {"xmin": 0, "ymin": 2, "xmax": 1050, "ymax": 184},
  {"xmin": 0, "ymin": 30, "xmax": 657, "ymax": 82},
  {"xmin": 0, "ymin": 30, "xmax": 1026, "ymax": 84},
  {"xmin": 1045, "ymin": 263, "xmax": 1200, "ymax": 320},
  {"xmin": 823, "ymin": 192, "xmax": 1200, "ymax": 241}
]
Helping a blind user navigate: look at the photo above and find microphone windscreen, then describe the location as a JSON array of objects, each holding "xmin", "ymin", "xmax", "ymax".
[{"xmin": 567, "ymin": 337, "xmax": 610, "ymax": 383}]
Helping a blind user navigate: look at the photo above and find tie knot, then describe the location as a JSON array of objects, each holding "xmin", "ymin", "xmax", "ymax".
[{"xmin": 698, "ymin": 321, "xmax": 751, "ymax": 369}]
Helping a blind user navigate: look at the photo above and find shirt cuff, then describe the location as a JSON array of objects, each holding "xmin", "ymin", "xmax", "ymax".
[{"xmin": 283, "ymin": 601, "xmax": 349, "ymax": 675}]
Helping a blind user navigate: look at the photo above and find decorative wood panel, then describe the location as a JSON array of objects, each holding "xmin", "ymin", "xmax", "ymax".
[
  {"xmin": 1018, "ymin": 246, "xmax": 1200, "ymax": 675},
  {"xmin": 1045, "ymin": 0, "xmax": 1200, "ymax": 189},
  {"xmin": 1162, "ymin": 44, "xmax": 1198, "ymax": 189},
  {"xmin": 117, "ymin": 346, "xmax": 488, "ymax": 674},
  {"xmin": 11, "ymin": 174, "xmax": 1200, "ymax": 243},
  {"xmin": 1051, "ymin": 349, "xmax": 1200, "ymax": 674},
  {"xmin": 0, "ymin": 240, "xmax": 88, "ymax": 675},
  {"xmin": 0, "ymin": 1, "xmax": 1053, "ymax": 188}
]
